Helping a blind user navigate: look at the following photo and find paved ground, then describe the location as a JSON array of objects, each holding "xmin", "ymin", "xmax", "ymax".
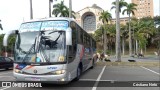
[{"xmin": 0, "ymin": 65, "xmax": 159, "ymax": 90}]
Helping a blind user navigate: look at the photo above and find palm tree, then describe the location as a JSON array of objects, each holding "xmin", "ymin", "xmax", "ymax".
[
  {"xmin": 111, "ymin": 0, "xmax": 127, "ymax": 61},
  {"xmin": 99, "ymin": 11, "xmax": 112, "ymax": 55},
  {"xmin": 30, "ymin": 0, "xmax": 33, "ymax": 19},
  {"xmin": 130, "ymin": 17, "xmax": 138, "ymax": 54},
  {"xmin": 111, "ymin": 0, "xmax": 127, "ymax": 13},
  {"xmin": 122, "ymin": 3, "xmax": 137, "ymax": 56},
  {"xmin": 153, "ymin": 16, "xmax": 160, "ymax": 55},
  {"xmin": 120, "ymin": 24, "xmax": 128, "ymax": 55},
  {"xmin": 52, "ymin": 1, "xmax": 75, "ymax": 18},
  {"xmin": 65, "ymin": 8, "xmax": 76, "ymax": 18},
  {"xmin": 52, "ymin": 1, "xmax": 68, "ymax": 17}
]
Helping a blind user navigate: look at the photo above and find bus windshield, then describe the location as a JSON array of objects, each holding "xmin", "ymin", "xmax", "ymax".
[
  {"xmin": 14, "ymin": 31, "xmax": 39, "ymax": 62},
  {"xmin": 14, "ymin": 20, "xmax": 68, "ymax": 63},
  {"xmin": 14, "ymin": 30, "xmax": 66, "ymax": 63}
]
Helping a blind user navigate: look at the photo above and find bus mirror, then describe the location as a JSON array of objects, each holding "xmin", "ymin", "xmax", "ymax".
[
  {"xmin": 3, "ymin": 30, "xmax": 17, "ymax": 47},
  {"xmin": 66, "ymin": 28, "xmax": 72, "ymax": 45},
  {"xmin": 15, "ymin": 30, "xmax": 19, "ymax": 34}
]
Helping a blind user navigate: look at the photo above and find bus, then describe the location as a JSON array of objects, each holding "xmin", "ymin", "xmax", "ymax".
[{"xmin": 3, "ymin": 17, "xmax": 97, "ymax": 82}]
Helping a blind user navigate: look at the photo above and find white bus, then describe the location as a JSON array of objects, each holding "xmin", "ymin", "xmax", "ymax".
[{"xmin": 3, "ymin": 17, "xmax": 97, "ymax": 82}]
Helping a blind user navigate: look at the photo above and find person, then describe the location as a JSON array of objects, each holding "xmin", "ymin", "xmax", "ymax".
[
  {"xmin": 96, "ymin": 52, "xmax": 100, "ymax": 61},
  {"xmin": 104, "ymin": 54, "xmax": 110, "ymax": 61},
  {"xmin": 0, "ymin": 20, "xmax": 3, "ymax": 30},
  {"xmin": 100, "ymin": 52, "xmax": 105, "ymax": 61}
]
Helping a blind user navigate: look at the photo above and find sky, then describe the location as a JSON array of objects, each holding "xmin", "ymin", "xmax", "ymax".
[{"xmin": 0, "ymin": 0, "xmax": 159, "ymax": 34}]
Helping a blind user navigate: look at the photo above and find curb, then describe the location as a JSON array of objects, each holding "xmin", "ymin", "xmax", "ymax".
[{"xmin": 96, "ymin": 62, "xmax": 160, "ymax": 67}]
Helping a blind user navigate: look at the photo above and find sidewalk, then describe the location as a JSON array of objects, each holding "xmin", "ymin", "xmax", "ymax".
[
  {"xmin": 109, "ymin": 55, "xmax": 160, "ymax": 62},
  {"xmin": 96, "ymin": 55, "xmax": 160, "ymax": 67}
]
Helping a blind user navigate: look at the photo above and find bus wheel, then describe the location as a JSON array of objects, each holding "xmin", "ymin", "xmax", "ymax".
[
  {"xmin": 75, "ymin": 66, "xmax": 81, "ymax": 81},
  {"xmin": 90, "ymin": 59, "xmax": 94, "ymax": 69}
]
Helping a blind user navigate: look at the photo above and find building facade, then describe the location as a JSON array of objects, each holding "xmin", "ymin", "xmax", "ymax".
[
  {"xmin": 75, "ymin": 4, "xmax": 129, "ymax": 33},
  {"xmin": 132, "ymin": 0, "xmax": 154, "ymax": 19},
  {"xmin": 75, "ymin": 4, "xmax": 104, "ymax": 33}
]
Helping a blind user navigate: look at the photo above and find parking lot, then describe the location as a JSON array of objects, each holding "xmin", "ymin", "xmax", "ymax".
[{"xmin": 0, "ymin": 64, "xmax": 159, "ymax": 90}]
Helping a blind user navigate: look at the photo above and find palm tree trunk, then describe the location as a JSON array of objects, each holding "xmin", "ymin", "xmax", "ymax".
[
  {"xmin": 49, "ymin": 0, "xmax": 52, "ymax": 17},
  {"xmin": 136, "ymin": 39, "xmax": 138, "ymax": 54},
  {"xmin": 30, "ymin": 0, "xmax": 33, "ymax": 19},
  {"xmin": 128, "ymin": 14, "xmax": 132, "ymax": 56},
  {"xmin": 141, "ymin": 48, "xmax": 143, "ymax": 54},
  {"xmin": 69, "ymin": 0, "xmax": 72, "ymax": 18},
  {"xmin": 104, "ymin": 26, "xmax": 107, "ymax": 55},
  {"xmin": 133, "ymin": 27, "xmax": 135, "ymax": 55},
  {"xmin": 116, "ymin": 0, "xmax": 121, "ymax": 61},
  {"xmin": 122, "ymin": 36, "xmax": 125, "ymax": 55}
]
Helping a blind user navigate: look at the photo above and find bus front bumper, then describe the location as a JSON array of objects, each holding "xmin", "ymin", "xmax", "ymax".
[{"xmin": 14, "ymin": 72, "xmax": 69, "ymax": 82}]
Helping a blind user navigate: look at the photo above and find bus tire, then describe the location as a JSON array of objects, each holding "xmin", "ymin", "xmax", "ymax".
[
  {"xmin": 90, "ymin": 59, "xmax": 94, "ymax": 69},
  {"xmin": 75, "ymin": 66, "xmax": 81, "ymax": 81}
]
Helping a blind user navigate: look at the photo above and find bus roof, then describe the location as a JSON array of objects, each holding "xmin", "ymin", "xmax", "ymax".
[{"xmin": 23, "ymin": 17, "xmax": 76, "ymax": 23}]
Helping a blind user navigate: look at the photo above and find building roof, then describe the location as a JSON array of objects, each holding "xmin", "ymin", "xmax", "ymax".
[
  {"xmin": 91, "ymin": 4, "xmax": 103, "ymax": 10},
  {"xmin": 77, "ymin": 4, "xmax": 103, "ymax": 13}
]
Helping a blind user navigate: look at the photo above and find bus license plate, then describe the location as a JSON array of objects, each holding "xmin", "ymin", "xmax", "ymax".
[{"xmin": 25, "ymin": 77, "xmax": 41, "ymax": 81}]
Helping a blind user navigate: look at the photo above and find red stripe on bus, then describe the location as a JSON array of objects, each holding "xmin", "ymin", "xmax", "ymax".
[{"xmin": 80, "ymin": 46, "xmax": 84, "ymax": 60}]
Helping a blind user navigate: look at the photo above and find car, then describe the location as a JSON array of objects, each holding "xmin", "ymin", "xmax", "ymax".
[{"xmin": 0, "ymin": 56, "xmax": 13, "ymax": 70}]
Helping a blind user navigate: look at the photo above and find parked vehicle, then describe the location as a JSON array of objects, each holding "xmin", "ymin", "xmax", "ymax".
[
  {"xmin": 0, "ymin": 56, "xmax": 13, "ymax": 70},
  {"xmin": 3, "ymin": 17, "xmax": 97, "ymax": 82}
]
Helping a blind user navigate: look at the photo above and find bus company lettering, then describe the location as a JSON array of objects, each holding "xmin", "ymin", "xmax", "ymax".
[{"xmin": 47, "ymin": 67, "xmax": 57, "ymax": 69}]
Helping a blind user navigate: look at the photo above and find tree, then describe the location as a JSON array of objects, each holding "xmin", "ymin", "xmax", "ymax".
[
  {"xmin": 153, "ymin": 16, "xmax": 160, "ymax": 55},
  {"xmin": 52, "ymin": 1, "xmax": 75, "ymax": 18},
  {"xmin": 99, "ymin": 10, "xmax": 112, "ymax": 54},
  {"xmin": 120, "ymin": 24, "xmax": 128, "ymax": 55},
  {"xmin": 122, "ymin": 3, "xmax": 137, "ymax": 56},
  {"xmin": 130, "ymin": 17, "xmax": 138, "ymax": 54},
  {"xmin": 111, "ymin": 0, "xmax": 127, "ymax": 13},
  {"xmin": 134, "ymin": 17, "xmax": 155, "ymax": 54},
  {"xmin": 111, "ymin": 0, "xmax": 127, "ymax": 61}
]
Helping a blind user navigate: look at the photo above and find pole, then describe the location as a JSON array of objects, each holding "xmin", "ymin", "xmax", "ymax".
[
  {"xmin": 116, "ymin": 0, "xmax": 121, "ymax": 61},
  {"xmin": 30, "ymin": 0, "xmax": 33, "ymax": 19},
  {"xmin": 69, "ymin": 0, "xmax": 72, "ymax": 18},
  {"xmin": 159, "ymin": 0, "xmax": 160, "ymax": 16},
  {"xmin": 49, "ymin": 0, "xmax": 51, "ymax": 17}
]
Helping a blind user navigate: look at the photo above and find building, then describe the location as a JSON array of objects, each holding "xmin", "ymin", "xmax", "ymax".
[
  {"xmin": 75, "ymin": 4, "xmax": 129, "ymax": 33},
  {"xmin": 132, "ymin": 0, "xmax": 154, "ymax": 19},
  {"xmin": 111, "ymin": 17, "xmax": 129, "ymax": 25},
  {"xmin": 75, "ymin": 4, "xmax": 104, "ymax": 33}
]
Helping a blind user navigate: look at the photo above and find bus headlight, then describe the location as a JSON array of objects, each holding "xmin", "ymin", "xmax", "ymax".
[
  {"xmin": 58, "ymin": 56, "xmax": 65, "ymax": 62},
  {"xmin": 51, "ymin": 70, "xmax": 66, "ymax": 75},
  {"xmin": 14, "ymin": 69, "xmax": 21, "ymax": 73}
]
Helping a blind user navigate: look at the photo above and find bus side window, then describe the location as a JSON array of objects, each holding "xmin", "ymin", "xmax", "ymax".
[{"xmin": 68, "ymin": 22, "xmax": 77, "ymax": 63}]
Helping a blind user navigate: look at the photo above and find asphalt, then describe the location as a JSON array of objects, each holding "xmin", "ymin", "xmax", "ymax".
[{"xmin": 0, "ymin": 65, "xmax": 159, "ymax": 90}]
